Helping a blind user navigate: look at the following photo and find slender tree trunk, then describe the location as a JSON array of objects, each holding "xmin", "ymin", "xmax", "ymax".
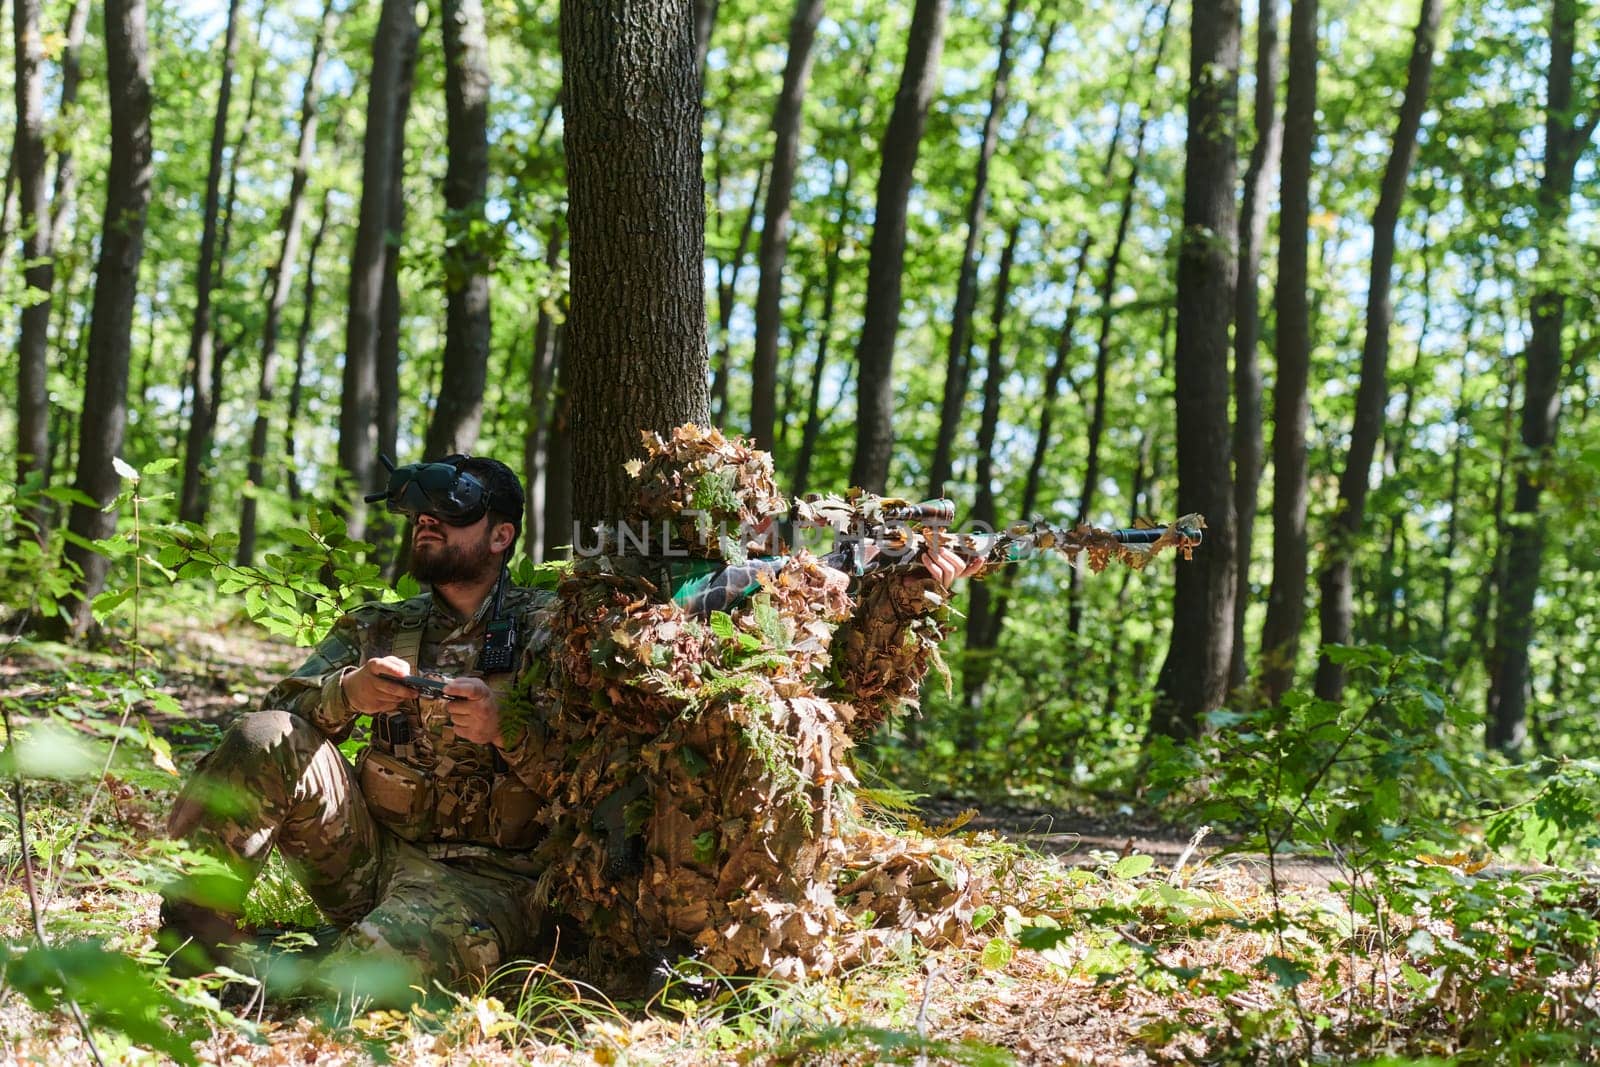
[
  {"xmin": 177, "ymin": 0, "xmax": 242, "ymax": 524},
  {"xmin": 775, "ymin": 274, "xmax": 815, "ymax": 452},
  {"xmin": 542, "ymin": 325, "xmax": 573, "ymax": 559},
  {"xmin": 237, "ymin": 0, "xmax": 336, "ymax": 565},
  {"xmin": 849, "ymin": 0, "xmax": 950, "ymax": 492},
  {"xmin": 960, "ymin": 220, "xmax": 1021, "ymax": 724},
  {"xmin": 1229, "ymin": 0, "xmax": 1283, "ymax": 691},
  {"xmin": 12, "ymin": 0, "xmax": 55, "ymax": 540},
  {"xmin": 1149, "ymin": 0, "xmax": 1240, "ymax": 739},
  {"xmin": 1257, "ymin": 0, "xmax": 1317, "ymax": 703},
  {"xmin": 791, "ymin": 163, "xmax": 855, "ymax": 498},
  {"xmin": 708, "ymin": 162, "xmax": 765, "ymax": 426},
  {"xmin": 926, "ymin": 0, "xmax": 1020, "ymax": 497},
  {"xmin": 286, "ymin": 189, "xmax": 331, "ymax": 506},
  {"xmin": 1487, "ymin": 0, "xmax": 1595, "ymax": 754},
  {"xmin": 563, "ymin": 0, "xmax": 710, "ymax": 524},
  {"xmin": 45, "ymin": 0, "xmax": 90, "ymax": 242},
  {"xmin": 694, "ymin": 0, "xmax": 718, "ymax": 83},
  {"xmin": 1002, "ymin": 0, "xmax": 1154, "ymax": 625},
  {"xmin": 49, "ymin": 0, "xmax": 152, "ymax": 640},
  {"xmin": 374, "ymin": 21, "xmax": 421, "ymax": 575},
  {"xmin": 1374, "ymin": 247, "xmax": 1430, "ymax": 646},
  {"xmin": 1455, "ymin": 344, "xmax": 1518, "ymax": 702},
  {"xmin": 423, "ymin": 0, "xmax": 493, "ymax": 459},
  {"xmin": 378, "ymin": 19, "xmax": 420, "ymax": 469},
  {"xmin": 1067, "ymin": 0, "xmax": 1175, "ymax": 636},
  {"xmin": 523, "ymin": 220, "xmax": 565, "ymax": 560},
  {"xmin": 1312, "ymin": 0, "xmax": 1439, "ymax": 699},
  {"xmin": 1436, "ymin": 272, "xmax": 1481, "ymax": 659},
  {"xmin": 749, "ymin": 0, "xmax": 825, "ymax": 451},
  {"xmin": 341, "ymin": 0, "xmax": 418, "ymax": 541}
]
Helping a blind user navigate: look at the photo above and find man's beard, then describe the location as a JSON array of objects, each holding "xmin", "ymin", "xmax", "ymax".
[{"xmin": 410, "ymin": 526, "xmax": 497, "ymax": 586}]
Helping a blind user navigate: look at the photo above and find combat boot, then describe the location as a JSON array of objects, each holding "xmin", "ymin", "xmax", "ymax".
[{"xmin": 155, "ymin": 898, "xmax": 250, "ymax": 979}]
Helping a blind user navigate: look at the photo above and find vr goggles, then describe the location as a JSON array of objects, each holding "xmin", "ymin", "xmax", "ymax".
[{"xmin": 364, "ymin": 454, "xmax": 513, "ymax": 526}]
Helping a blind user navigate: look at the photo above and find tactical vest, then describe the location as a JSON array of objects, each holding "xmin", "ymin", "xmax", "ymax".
[{"xmin": 354, "ymin": 593, "xmax": 544, "ymax": 850}]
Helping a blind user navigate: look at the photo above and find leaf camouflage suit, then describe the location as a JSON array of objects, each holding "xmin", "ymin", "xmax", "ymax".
[{"xmin": 510, "ymin": 427, "xmax": 983, "ymax": 979}]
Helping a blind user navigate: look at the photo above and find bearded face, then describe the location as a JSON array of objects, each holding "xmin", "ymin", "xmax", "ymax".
[{"xmin": 410, "ymin": 519, "xmax": 499, "ymax": 586}]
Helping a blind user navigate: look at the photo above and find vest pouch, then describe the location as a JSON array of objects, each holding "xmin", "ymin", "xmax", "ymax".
[
  {"xmin": 357, "ymin": 748, "xmax": 436, "ymax": 841},
  {"xmin": 488, "ymin": 775, "xmax": 542, "ymax": 849}
]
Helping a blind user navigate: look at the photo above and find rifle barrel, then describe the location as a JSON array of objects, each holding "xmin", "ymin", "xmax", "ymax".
[{"xmin": 1110, "ymin": 526, "xmax": 1201, "ymax": 545}]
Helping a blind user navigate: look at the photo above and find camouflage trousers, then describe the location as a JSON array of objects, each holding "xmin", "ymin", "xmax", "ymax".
[{"xmin": 166, "ymin": 709, "xmax": 544, "ymax": 999}]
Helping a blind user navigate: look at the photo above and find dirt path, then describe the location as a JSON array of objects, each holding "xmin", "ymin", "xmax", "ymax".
[{"xmin": 919, "ymin": 797, "xmax": 1349, "ymax": 888}]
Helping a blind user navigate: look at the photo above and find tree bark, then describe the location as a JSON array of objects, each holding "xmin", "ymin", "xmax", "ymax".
[
  {"xmin": 1149, "ymin": 0, "xmax": 1240, "ymax": 739},
  {"xmin": 562, "ymin": 0, "xmax": 710, "ymax": 524},
  {"xmin": 423, "ymin": 0, "xmax": 493, "ymax": 460},
  {"xmin": 926, "ymin": 0, "xmax": 1020, "ymax": 499},
  {"xmin": 286, "ymin": 189, "xmax": 331, "ymax": 506},
  {"xmin": 341, "ymin": 0, "xmax": 418, "ymax": 542},
  {"xmin": 1229, "ymin": 0, "xmax": 1283, "ymax": 691},
  {"xmin": 12, "ymin": 0, "xmax": 55, "ymax": 541},
  {"xmin": 177, "ymin": 0, "xmax": 243, "ymax": 524},
  {"xmin": 237, "ymin": 0, "xmax": 337, "ymax": 565},
  {"xmin": 849, "ymin": 0, "xmax": 950, "ymax": 493},
  {"xmin": 749, "ymin": 0, "xmax": 825, "ymax": 451},
  {"xmin": 1312, "ymin": 0, "xmax": 1439, "ymax": 699},
  {"xmin": 1257, "ymin": 0, "xmax": 1317, "ymax": 703},
  {"xmin": 50, "ymin": 0, "xmax": 152, "ymax": 640},
  {"xmin": 1487, "ymin": 0, "xmax": 1595, "ymax": 754}
]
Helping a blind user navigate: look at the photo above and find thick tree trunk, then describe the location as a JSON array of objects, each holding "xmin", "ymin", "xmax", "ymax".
[
  {"xmin": 1229, "ymin": 0, "xmax": 1283, "ymax": 691},
  {"xmin": 749, "ymin": 0, "xmax": 825, "ymax": 451},
  {"xmin": 925, "ymin": 0, "xmax": 1019, "ymax": 497},
  {"xmin": 1257, "ymin": 0, "xmax": 1317, "ymax": 703},
  {"xmin": 341, "ymin": 0, "xmax": 418, "ymax": 541},
  {"xmin": 562, "ymin": 0, "xmax": 710, "ymax": 524},
  {"xmin": 423, "ymin": 0, "xmax": 493, "ymax": 460},
  {"xmin": 237, "ymin": 0, "xmax": 336, "ymax": 565},
  {"xmin": 960, "ymin": 220, "xmax": 1021, "ymax": 724},
  {"xmin": 1067, "ymin": 0, "xmax": 1175, "ymax": 636},
  {"xmin": 1487, "ymin": 0, "xmax": 1595, "ymax": 754},
  {"xmin": 849, "ymin": 0, "xmax": 950, "ymax": 493},
  {"xmin": 1312, "ymin": 0, "xmax": 1439, "ymax": 700},
  {"xmin": 50, "ymin": 0, "xmax": 152, "ymax": 640},
  {"xmin": 12, "ymin": 0, "xmax": 54, "ymax": 541},
  {"xmin": 286, "ymin": 189, "xmax": 331, "ymax": 506},
  {"xmin": 1149, "ymin": 0, "xmax": 1240, "ymax": 739},
  {"xmin": 177, "ymin": 0, "xmax": 242, "ymax": 524}
]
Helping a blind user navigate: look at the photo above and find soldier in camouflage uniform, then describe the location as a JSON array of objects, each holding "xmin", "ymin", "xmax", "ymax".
[{"xmin": 159, "ymin": 456, "xmax": 557, "ymax": 1003}]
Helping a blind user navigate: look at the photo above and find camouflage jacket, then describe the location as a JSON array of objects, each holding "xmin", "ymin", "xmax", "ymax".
[{"xmin": 261, "ymin": 584, "xmax": 557, "ymax": 849}]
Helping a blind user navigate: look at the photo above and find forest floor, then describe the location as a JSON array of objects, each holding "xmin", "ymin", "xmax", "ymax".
[{"xmin": 0, "ymin": 617, "xmax": 1582, "ymax": 1064}]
